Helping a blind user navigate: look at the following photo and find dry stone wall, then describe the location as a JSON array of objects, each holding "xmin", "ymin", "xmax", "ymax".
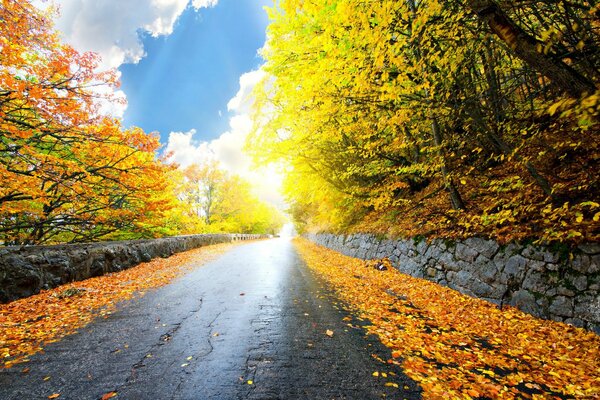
[
  {"xmin": 307, "ymin": 233, "xmax": 600, "ymax": 333},
  {"xmin": 0, "ymin": 234, "xmax": 264, "ymax": 303}
]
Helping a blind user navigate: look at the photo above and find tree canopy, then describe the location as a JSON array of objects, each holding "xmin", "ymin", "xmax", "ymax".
[
  {"xmin": 250, "ymin": 0, "xmax": 599, "ymax": 243},
  {"xmin": 0, "ymin": 0, "xmax": 285, "ymax": 244}
]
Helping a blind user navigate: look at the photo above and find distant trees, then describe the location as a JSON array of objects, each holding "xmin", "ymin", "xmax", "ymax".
[
  {"xmin": 170, "ymin": 163, "xmax": 285, "ymax": 235},
  {"xmin": 250, "ymin": 0, "xmax": 599, "ymax": 243}
]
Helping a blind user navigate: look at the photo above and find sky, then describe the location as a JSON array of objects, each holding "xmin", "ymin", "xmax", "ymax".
[{"xmin": 39, "ymin": 0, "xmax": 284, "ymax": 206}]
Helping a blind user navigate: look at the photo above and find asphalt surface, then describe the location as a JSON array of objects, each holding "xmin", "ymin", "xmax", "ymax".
[{"xmin": 0, "ymin": 238, "xmax": 421, "ymax": 399}]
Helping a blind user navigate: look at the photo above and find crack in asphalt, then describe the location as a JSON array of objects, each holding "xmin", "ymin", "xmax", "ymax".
[
  {"xmin": 0, "ymin": 239, "xmax": 422, "ymax": 400},
  {"xmin": 115, "ymin": 297, "xmax": 205, "ymax": 395},
  {"xmin": 196, "ymin": 308, "xmax": 226, "ymax": 359}
]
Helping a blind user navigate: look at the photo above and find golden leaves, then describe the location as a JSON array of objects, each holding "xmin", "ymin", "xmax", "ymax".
[
  {"xmin": 0, "ymin": 243, "xmax": 238, "ymax": 369},
  {"xmin": 252, "ymin": 0, "xmax": 598, "ymax": 245},
  {"xmin": 295, "ymin": 238, "xmax": 600, "ymax": 399}
]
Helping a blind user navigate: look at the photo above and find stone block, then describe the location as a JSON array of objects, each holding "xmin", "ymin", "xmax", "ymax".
[
  {"xmin": 465, "ymin": 237, "xmax": 499, "ymax": 259},
  {"xmin": 502, "ymin": 254, "xmax": 528, "ymax": 281},
  {"xmin": 522, "ymin": 270, "xmax": 548, "ymax": 293},
  {"xmin": 510, "ymin": 290, "xmax": 541, "ymax": 316},
  {"xmin": 548, "ymin": 296, "xmax": 574, "ymax": 317},
  {"xmin": 455, "ymin": 243, "xmax": 479, "ymax": 263},
  {"xmin": 571, "ymin": 275, "xmax": 588, "ymax": 292},
  {"xmin": 578, "ymin": 243, "xmax": 600, "ymax": 255},
  {"xmin": 571, "ymin": 254, "xmax": 592, "ymax": 274}
]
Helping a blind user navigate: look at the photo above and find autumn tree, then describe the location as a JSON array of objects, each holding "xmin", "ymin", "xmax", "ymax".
[
  {"xmin": 249, "ymin": 0, "xmax": 599, "ymax": 243},
  {"xmin": 181, "ymin": 162, "xmax": 224, "ymax": 225},
  {"xmin": 0, "ymin": 0, "xmax": 174, "ymax": 244},
  {"xmin": 170, "ymin": 162, "xmax": 285, "ymax": 235}
]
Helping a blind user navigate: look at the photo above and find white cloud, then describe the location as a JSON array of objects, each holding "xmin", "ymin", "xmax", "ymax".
[
  {"xmin": 47, "ymin": 0, "xmax": 218, "ymax": 70},
  {"xmin": 192, "ymin": 0, "xmax": 219, "ymax": 7},
  {"xmin": 33, "ymin": 0, "xmax": 219, "ymax": 118},
  {"xmin": 166, "ymin": 69, "xmax": 285, "ymax": 207},
  {"xmin": 227, "ymin": 69, "xmax": 266, "ymax": 113}
]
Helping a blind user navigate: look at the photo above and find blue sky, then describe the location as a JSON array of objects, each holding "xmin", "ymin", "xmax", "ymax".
[
  {"xmin": 120, "ymin": 1, "xmax": 271, "ymax": 143},
  {"xmin": 43, "ymin": 0, "xmax": 283, "ymax": 205}
]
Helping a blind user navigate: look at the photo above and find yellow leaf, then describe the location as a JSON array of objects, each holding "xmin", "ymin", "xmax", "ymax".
[
  {"xmin": 372, "ymin": 371, "xmax": 379, "ymax": 377},
  {"xmin": 325, "ymin": 329, "xmax": 334, "ymax": 337},
  {"xmin": 247, "ymin": 380, "xmax": 253, "ymax": 385},
  {"xmin": 101, "ymin": 393, "xmax": 117, "ymax": 400},
  {"xmin": 384, "ymin": 382, "xmax": 399, "ymax": 388},
  {"xmin": 48, "ymin": 395, "xmax": 60, "ymax": 399}
]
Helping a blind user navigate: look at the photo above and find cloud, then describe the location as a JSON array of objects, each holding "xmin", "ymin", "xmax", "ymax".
[
  {"xmin": 227, "ymin": 69, "xmax": 266, "ymax": 113},
  {"xmin": 49, "ymin": 0, "xmax": 218, "ymax": 70},
  {"xmin": 166, "ymin": 69, "xmax": 285, "ymax": 207},
  {"xmin": 192, "ymin": 0, "xmax": 219, "ymax": 7}
]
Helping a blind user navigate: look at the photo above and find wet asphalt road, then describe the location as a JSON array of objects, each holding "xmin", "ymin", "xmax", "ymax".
[{"xmin": 0, "ymin": 238, "xmax": 421, "ymax": 399}]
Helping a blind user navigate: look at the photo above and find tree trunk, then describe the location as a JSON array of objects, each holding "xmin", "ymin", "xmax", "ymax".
[
  {"xmin": 431, "ymin": 117, "xmax": 466, "ymax": 211},
  {"xmin": 467, "ymin": 0, "xmax": 596, "ymax": 98}
]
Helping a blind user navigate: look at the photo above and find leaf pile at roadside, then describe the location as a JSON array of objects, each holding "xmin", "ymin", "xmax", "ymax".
[
  {"xmin": 294, "ymin": 238, "xmax": 600, "ymax": 399},
  {"xmin": 0, "ymin": 242, "xmax": 238, "ymax": 368}
]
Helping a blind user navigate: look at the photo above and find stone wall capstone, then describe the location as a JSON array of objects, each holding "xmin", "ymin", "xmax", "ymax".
[
  {"xmin": 0, "ymin": 234, "xmax": 265, "ymax": 303},
  {"xmin": 306, "ymin": 233, "xmax": 600, "ymax": 334}
]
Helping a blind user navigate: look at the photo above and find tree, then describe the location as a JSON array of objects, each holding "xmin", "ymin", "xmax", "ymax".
[
  {"xmin": 466, "ymin": 0, "xmax": 597, "ymax": 98},
  {"xmin": 249, "ymin": 0, "xmax": 599, "ymax": 243},
  {"xmin": 0, "ymin": 0, "xmax": 173, "ymax": 244},
  {"xmin": 173, "ymin": 162, "xmax": 285, "ymax": 235}
]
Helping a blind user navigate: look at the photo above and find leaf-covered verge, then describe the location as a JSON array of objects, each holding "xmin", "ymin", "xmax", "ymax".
[
  {"xmin": 0, "ymin": 242, "xmax": 239, "ymax": 369},
  {"xmin": 294, "ymin": 238, "xmax": 600, "ymax": 399}
]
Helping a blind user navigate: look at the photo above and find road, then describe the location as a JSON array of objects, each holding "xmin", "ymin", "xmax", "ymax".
[{"xmin": 0, "ymin": 238, "xmax": 421, "ymax": 399}]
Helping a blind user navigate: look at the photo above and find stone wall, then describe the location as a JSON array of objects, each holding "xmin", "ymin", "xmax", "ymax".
[
  {"xmin": 0, "ymin": 234, "xmax": 265, "ymax": 303},
  {"xmin": 307, "ymin": 233, "xmax": 600, "ymax": 333}
]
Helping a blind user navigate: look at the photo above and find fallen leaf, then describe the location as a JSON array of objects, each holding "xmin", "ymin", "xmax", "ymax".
[
  {"xmin": 294, "ymin": 239, "xmax": 600, "ymax": 399},
  {"xmin": 101, "ymin": 392, "xmax": 117, "ymax": 400},
  {"xmin": 186, "ymin": 356, "xmax": 193, "ymax": 360},
  {"xmin": 384, "ymin": 382, "xmax": 399, "ymax": 388},
  {"xmin": 181, "ymin": 363, "xmax": 189, "ymax": 367},
  {"xmin": 325, "ymin": 329, "xmax": 334, "ymax": 337},
  {"xmin": 22, "ymin": 367, "xmax": 30, "ymax": 374},
  {"xmin": 247, "ymin": 380, "xmax": 253, "ymax": 385},
  {"xmin": 1, "ymin": 244, "xmax": 238, "ymax": 369},
  {"xmin": 372, "ymin": 371, "xmax": 380, "ymax": 377},
  {"xmin": 48, "ymin": 394, "xmax": 60, "ymax": 399},
  {"xmin": 43, "ymin": 376, "xmax": 51, "ymax": 381}
]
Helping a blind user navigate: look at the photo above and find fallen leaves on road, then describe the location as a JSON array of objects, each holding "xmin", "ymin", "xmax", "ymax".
[
  {"xmin": 294, "ymin": 238, "xmax": 600, "ymax": 399},
  {"xmin": 101, "ymin": 392, "xmax": 117, "ymax": 400},
  {"xmin": 325, "ymin": 329, "xmax": 334, "ymax": 337},
  {"xmin": 0, "ymin": 242, "xmax": 239, "ymax": 369}
]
